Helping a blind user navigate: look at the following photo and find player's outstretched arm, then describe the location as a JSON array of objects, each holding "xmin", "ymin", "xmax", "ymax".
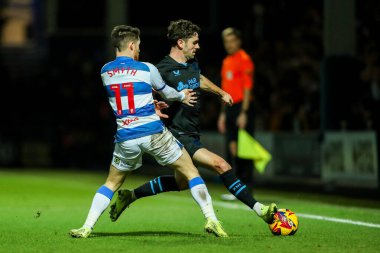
[
  {"xmin": 220, "ymin": 92, "xmax": 233, "ymax": 106},
  {"xmin": 145, "ymin": 62, "xmax": 197, "ymax": 106},
  {"xmin": 200, "ymin": 74, "xmax": 233, "ymax": 106},
  {"xmin": 147, "ymin": 62, "xmax": 197, "ymax": 106},
  {"xmin": 155, "ymin": 86, "xmax": 197, "ymax": 107}
]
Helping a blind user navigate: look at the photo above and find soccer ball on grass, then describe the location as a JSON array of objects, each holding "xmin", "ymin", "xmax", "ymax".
[{"xmin": 268, "ymin": 208, "xmax": 299, "ymax": 236}]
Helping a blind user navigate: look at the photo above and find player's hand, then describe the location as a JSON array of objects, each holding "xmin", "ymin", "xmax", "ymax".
[
  {"xmin": 181, "ymin": 89, "xmax": 197, "ymax": 107},
  {"xmin": 221, "ymin": 92, "xmax": 233, "ymax": 106},
  {"xmin": 237, "ymin": 111, "xmax": 247, "ymax": 129},
  {"xmin": 217, "ymin": 112, "xmax": 226, "ymax": 134},
  {"xmin": 154, "ymin": 99, "xmax": 169, "ymax": 119}
]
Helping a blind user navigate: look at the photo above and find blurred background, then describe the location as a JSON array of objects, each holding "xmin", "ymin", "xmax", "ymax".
[{"xmin": 0, "ymin": 0, "xmax": 379, "ymax": 196}]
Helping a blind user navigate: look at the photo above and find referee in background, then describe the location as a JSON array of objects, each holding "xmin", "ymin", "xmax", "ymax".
[{"xmin": 218, "ymin": 27, "xmax": 256, "ymax": 200}]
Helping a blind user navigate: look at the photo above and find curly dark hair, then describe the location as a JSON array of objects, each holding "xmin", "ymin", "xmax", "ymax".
[
  {"xmin": 111, "ymin": 25, "xmax": 140, "ymax": 52},
  {"xmin": 167, "ymin": 19, "xmax": 201, "ymax": 46}
]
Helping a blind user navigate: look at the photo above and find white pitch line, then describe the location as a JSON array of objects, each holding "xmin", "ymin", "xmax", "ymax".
[
  {"xmin": 161, "ymin": 195, "xmax": 380, "ymax": 229},
  {"xmin": 212, "ymin": 200, "xmax": 380, "ymax": 229},
  {"xmin": 296, "ymin": 213, "xmax": 380, "ymax": 228}
]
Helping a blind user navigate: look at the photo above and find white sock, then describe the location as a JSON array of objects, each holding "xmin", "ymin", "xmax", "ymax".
[
  {"xmin": 253, "ymin": 202, "xmax": 265, "ymax": 216},
  {"xmin": 189, "ymin": 177, "xmax": 218, "ymax": 221},
  {"xmin": 83, "ymin": 186, "xmax": 114, "ymax": 229}
]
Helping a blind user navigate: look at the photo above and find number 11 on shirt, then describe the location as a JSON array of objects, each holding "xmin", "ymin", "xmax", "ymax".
[{"xmin": 110, "ymin": 83, "xmax": 135, "ymax": 115}]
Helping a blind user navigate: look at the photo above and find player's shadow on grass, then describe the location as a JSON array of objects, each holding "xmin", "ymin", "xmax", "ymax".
[{"xmin": 92, "ymin": 231, "xmax": 199, "ymax": 238}]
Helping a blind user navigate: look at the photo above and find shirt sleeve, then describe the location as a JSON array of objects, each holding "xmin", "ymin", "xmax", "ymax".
[
  {"xmin": 145, "ymin": 62, "xmax": 185, "ymax": 101},
  {"xmin": 242, "ymin": 54, "xmax": 254, "ymax": 90},
  {"xmin": 145, "ymin": 62, "xmax": 166, "ymax": 90}
]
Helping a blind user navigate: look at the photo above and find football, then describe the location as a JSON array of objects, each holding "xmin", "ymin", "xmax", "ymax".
[{"xmin": 268, "ymin": 208, "xmax": 299, "ymax": 235}]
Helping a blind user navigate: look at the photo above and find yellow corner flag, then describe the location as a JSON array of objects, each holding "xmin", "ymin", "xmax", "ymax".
[{"xmin": 237, "ymin": 129, "xmax": 272, "ymax": 174}]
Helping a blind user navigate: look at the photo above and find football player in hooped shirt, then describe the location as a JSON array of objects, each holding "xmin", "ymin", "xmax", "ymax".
[
  {"xmin": 111, "ymin": 20, "xmax": 277, "ymax": 227},
  {"xmin": 69, "ymin": 25, "xmax": 228, "ymax": 238}
]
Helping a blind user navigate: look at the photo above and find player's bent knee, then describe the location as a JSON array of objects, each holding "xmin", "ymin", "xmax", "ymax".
[{"xmin": 215, "ymin": 159, "xmax": 232, "ymax": 174}]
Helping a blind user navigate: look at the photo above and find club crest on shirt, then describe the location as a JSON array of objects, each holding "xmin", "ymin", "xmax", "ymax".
[{"xmin": 172, "ymin": 70, "xmax": 181, "ymax": 76}]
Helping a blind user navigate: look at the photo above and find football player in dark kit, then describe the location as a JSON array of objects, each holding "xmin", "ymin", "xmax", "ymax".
[{"xmin": 110, "ymin": 20, "xmax": 277, "ymax": 228}]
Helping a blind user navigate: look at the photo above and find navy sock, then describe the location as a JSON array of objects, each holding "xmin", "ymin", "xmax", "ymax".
[
  {"xmin": 220, "ymin": 170, "xmax": 257, "ymax": 209},
  {"xmin": 134, "ymin": 175, "xmax": 180, "ymax": 199}
]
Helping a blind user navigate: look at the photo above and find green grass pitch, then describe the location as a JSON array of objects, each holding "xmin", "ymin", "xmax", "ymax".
[{"xmin": 1, "ymin": 169, "xmax": 380, "ymax": 253}]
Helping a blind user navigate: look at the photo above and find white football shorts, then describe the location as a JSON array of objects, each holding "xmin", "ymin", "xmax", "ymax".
[{"xmin": 111, "ymin": 127, "xmax": 183, "ymax": 171}]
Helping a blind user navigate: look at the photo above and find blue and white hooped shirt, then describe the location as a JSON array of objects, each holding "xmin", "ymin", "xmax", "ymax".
[{"xmin": 101, "ymin": 56, "xmax": 167, "ymax": 142}]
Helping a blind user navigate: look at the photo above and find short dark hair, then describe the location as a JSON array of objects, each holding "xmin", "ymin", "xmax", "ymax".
[
  {"xmin": 167, "ymin": 19, "xmax": 201, "ymax": 46},
  {"xmin": 221, "ymin": 27, "xmax": 242, "ymax": 40},
  {"xmin": 111, "ymin": 25, "xmax": 140, "ymax": 52}
]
